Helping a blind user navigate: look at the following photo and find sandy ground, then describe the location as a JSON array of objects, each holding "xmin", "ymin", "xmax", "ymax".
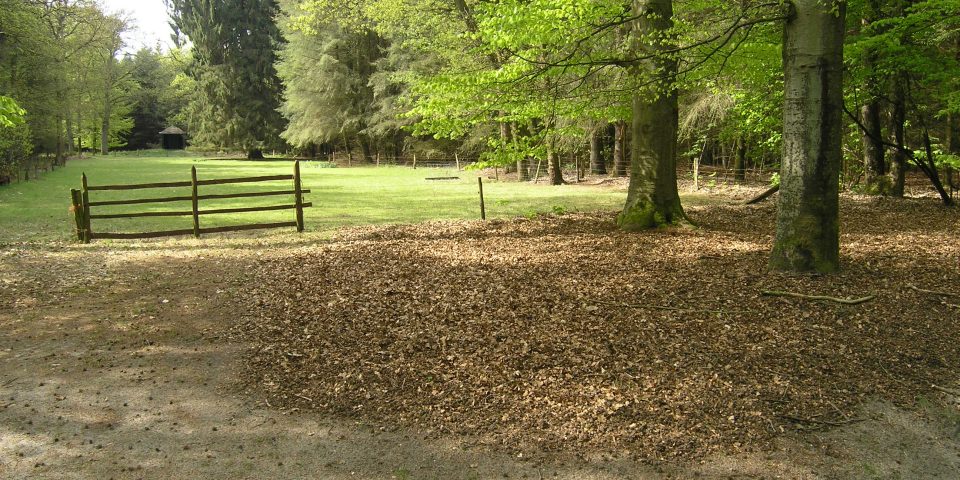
[{"xmin": 0, "ymin": 231, "xmax": 958, "ymax": 479}]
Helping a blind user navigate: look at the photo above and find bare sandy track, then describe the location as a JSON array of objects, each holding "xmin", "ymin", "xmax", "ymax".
[{"xmin": 0, "ymin": 212, "xmax": 958, "ymax": 479}]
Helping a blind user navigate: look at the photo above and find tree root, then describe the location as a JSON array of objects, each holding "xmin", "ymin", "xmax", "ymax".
[
  {"xmin": 761, "ymin": 290, "xmax": 876, "ymax": 305},
  {"xmin": 908, "ymin": 284, "xmax": 960, "ymax": 298}
]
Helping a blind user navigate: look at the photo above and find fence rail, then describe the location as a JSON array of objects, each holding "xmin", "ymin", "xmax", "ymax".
[{"xmin": 70, "ymin": 161, "xmax": 310, "ymax": 243}]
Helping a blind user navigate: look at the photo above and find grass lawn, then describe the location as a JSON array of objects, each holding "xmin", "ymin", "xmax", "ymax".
[{"xmin": 0, "ymin": 151, "xmax": 630, "ymax": 243}]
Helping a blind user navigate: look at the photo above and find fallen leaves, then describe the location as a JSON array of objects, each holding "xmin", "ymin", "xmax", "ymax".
[{"xmin": 233, "ymin": 197, "xmax": 960, "ymax": 460}]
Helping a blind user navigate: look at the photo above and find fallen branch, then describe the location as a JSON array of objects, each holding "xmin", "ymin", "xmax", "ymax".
[
  {"xmin": 908, "ymin": 284, "xmax": 960, "ymax": 298},
  {"xmin": 761, "ymin": 290, "xmax": 876, "ymax": 305},
  {"xmin": 589, "ymin": 299, "xmax": 745, "ymax": 315},
  {"xmin": 932, "ymin": 385, "xmax": 960, "ymax": 397},
  {"xmin": 744, "ymin": 184, "xmax": 779, "ymax": 205},
  {"xmin": 779, "ymin": 414, "xmax": 864, "ymax": 427}
]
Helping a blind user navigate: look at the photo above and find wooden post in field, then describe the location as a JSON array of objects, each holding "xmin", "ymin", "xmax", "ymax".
[
  {"xmin": 294, "ymin": 160, "xmax": 305, "ymax": 233},
  {"xmin": 191, "ymin": 166, "xmax": 201, "ymax": 238},
  {"xmin": 70, "ymin": 189, "xmax": 83, "ymax": 241},
  {"xmin": 455, "ymin": 153, "xmax": 461, "ymax": 171},
  {"xmin": 478, "ymin": 177, "xmax": 486, "ymax": 221},
  {"xmin": 81, "ymin": 173, "xmax": 91, "ymax": 244}
]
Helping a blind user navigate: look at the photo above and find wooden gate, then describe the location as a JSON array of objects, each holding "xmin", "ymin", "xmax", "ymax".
[{"xmin": 70, "ymin": 161, "xmax": 311, "ymax": 243}]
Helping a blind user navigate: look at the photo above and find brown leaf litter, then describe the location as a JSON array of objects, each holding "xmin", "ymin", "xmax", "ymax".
[{"xmin": 232, "ymin": 197, "xmax": 960, "ymax": 460}]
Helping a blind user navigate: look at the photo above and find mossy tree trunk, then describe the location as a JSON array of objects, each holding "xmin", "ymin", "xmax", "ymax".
[
  {"xmin": 617, "ymin": 0, "xmax": 686, "ymax": 231},
  {"xmin": 770, "ymin": 0, "xmax": 846, "ymax": 273}
]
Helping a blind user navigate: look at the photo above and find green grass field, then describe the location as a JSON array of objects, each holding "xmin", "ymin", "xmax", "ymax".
[{"xmin": 0, "ymin": 151, "xmax": 629, "ymax": 243}]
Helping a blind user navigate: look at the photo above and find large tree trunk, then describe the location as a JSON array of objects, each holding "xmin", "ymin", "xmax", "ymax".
[
  {"xmin": 590, "ymin": 128, "xmax": 607, "ymax": 175},
  {"xmin": 770, "ymin": 0, "xmax": 846, "ymax": 273},
  {"xmin": 618, "ymin": 0, "xmax": 686, "ymax": 230},
  {"xmin": 860, "ymin": 1, "xmax": 886, "ymax": 194},
  {"xmin": 247, "ymin": 149, "xmax": 265, "ymax": 160},
  {"xmin": 612, "ymin": 120, "xmax": 628, "ymax": 177},
  {"xmin": 889, "ymin": 74, "xmax": 908, "ymax": 197}
]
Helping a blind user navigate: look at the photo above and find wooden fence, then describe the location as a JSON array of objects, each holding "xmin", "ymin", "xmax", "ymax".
[{"xmin": 70, "ymin": 161, "xmax": 311, "ymax": 243}]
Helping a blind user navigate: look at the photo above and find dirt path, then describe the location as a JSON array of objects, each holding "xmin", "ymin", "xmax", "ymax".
[{"xmin": 0, "ymin": 233, "xmax": 958, "ymax": 479}]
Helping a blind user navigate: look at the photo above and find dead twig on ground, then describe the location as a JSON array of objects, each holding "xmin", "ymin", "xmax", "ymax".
[
  {"xmin": 761, "ymin": 290, "xmax": 876, "ymax": 305},
  {"xmin": 908, "ymin": 284, "xmax": 960, "ymax": 298},
  {"xmin": 931, "ymin": 385, "xmax": 960, "ymax": 397},
  {"xmin": 588, "ymin": 299, "xmax": 745, "ymax": 315}
]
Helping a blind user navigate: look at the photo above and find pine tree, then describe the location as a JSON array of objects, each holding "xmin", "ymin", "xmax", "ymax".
[{"xmin": 168, "ymin": 0, "xmax": 286, "ymax": 158}]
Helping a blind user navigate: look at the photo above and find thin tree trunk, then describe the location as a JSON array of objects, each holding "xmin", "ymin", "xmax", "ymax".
[
  {"xmin": 101, "ymin": 116, "xmax": 110, "ymax": 156},
  {"xmin": 770, "ymin": 0, "xmax": 846, "ymax": 273},
  {"xmin": 613, "ymin": 120, "xmax": 628, "ymax": 177},
  {"xmin": 502, "ymin": 123, "xmax": 517, "ymax": 174},
  {"xmin": 734, "ymin": 137, "xmax": 747, "ymax": 183},
  {"xmin": 65, "ymin": 112, "xmax": 74, "ymax": 154},
  {"xmin": 547, "ymin": 139, "xmax": 564, "ymax": 185},
  {"xmin": 618, "ymin": 0, "xmax": 686, "ymax": 230}
]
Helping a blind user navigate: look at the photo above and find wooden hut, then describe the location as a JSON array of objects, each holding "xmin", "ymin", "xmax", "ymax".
[{"xmin": 159, "ymin": 127, "xmax": 186, "ymax": 150}]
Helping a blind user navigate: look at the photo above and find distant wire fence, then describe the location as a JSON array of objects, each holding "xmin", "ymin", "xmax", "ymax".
[
  {"xmin": 70, "ymin": 161, "xmax": 310, "ymax": 243},
  {"xmin": 0, "ymin": 154, "xmax": 60, "ymax": 185},
  {"xmin": 322, "ymin": 153, "xmax": 481, "ymax": 170}
]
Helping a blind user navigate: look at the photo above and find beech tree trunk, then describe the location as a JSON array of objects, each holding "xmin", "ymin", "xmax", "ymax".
[
  {"xmin": 618, "ymin": 0, "xmax": 686, "ymax": 230},
  {"xmin": 860, "ymin": 1, "xmax": 886, "ymax": 193},
  {"xmin": 770, "ymin": 0, "xmax": 846, "ymax": 273},
  {"xmin": 590, "ymin": 128, "xmax": 607, "ymax": 175},
  {"xmin": 889, "ymin": 75, "xmax": 908, "ymax": 197}
]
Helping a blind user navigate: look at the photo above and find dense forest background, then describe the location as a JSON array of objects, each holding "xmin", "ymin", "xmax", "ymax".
[{"xmin": 1, "ymin": 0, "xmax": 959, "ymax": 195}]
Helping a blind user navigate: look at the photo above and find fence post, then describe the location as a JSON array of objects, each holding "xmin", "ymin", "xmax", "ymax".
[
  {"xmin": 70, "ymin": 189, "xmax": 83, "ymax": 241},
  {"xmin": 294, "ymin": 160, "xmax": 304, "ymax": 233},
  {"xmin": 478, "ymin": 177, "xmax": 486, "ymax": 221},
  {"xmin": 455, "ymin": 153, "xmax": 460, "ymax": 171},
  {"xmin": 81, "ymin": 173, "xmax": 91, "ymax": 243},
  {"xmin": 191, "ymin": 166, "xmax": 201, "ymax": 238}
]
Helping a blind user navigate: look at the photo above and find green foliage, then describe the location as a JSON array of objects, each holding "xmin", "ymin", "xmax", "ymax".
[{"xmin": 0, "ymin": 96, "xmax": 26, "ymax": 128}]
